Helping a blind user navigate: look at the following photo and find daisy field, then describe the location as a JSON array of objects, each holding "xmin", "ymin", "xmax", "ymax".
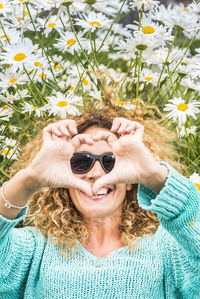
[{"xmin": 0, "ymin": 0, "xmax": 199, "ymax": 189}]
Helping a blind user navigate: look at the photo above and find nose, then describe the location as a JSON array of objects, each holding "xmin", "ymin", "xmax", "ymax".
[{"xmin": 85, "ymin": 160, "xmax": 106, "ymax": 180}]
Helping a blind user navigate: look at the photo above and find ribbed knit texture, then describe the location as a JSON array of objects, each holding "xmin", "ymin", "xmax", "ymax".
[{"xmin": 0, "ymin": 162, "xmax": 200, "ymax": 299}]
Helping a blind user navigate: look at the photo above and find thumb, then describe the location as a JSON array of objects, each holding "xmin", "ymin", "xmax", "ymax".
[
  {"xmin": 70, "ymin": 178, "xmax": 93, "ymax": 197},
  {"xmin": 92, "ymin": 173, "xmax": 119, "ymax": 195}
]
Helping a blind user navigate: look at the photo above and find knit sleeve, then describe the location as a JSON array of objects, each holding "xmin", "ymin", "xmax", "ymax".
[
  {"xmin": 137, "ymin": 162, "xmax": 200, "ymax": 297},
  {"xmin": 0, "ymin": 208, "xmax": 44, "ymax": 298}
]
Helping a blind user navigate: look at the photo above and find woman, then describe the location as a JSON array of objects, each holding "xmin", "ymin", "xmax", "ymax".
[{"xmin": 0, "ymin": 108, "xmax": 199, "ymax": 298}]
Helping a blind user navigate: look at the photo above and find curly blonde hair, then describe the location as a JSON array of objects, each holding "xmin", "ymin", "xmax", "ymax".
[{"xmin": 10, "ymin": 105, "xmax": 185, "ymax": 256}]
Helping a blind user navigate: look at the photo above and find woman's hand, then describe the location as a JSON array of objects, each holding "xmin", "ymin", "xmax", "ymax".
[
  {"xmin": 92, "ymin": 117, "xmax": 168, "ymax": 194},
  {"xmin": 26, "ymin": 120, "xmax": 94, "ymax": 197}
]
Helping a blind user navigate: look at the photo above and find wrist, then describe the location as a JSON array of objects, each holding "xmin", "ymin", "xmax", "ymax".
[{"xmin": 140, "ymin": 164, "xmax": 169, "ymax": 194}]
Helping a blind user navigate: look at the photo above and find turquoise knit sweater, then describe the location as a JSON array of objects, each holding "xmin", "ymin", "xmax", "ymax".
[{"xmin": 0, "ymin": 162, "xmax": 200, "ymax": 299}]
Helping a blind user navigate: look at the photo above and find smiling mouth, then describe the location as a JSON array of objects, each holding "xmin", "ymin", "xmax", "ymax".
[{"xmin": 80, "ymin": 187, "xmax": 114, "ymax": 200}]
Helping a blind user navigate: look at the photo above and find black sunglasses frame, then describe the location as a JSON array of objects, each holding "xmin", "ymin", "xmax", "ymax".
[{"xmin": 70, "ymin": 152, "xmax": 115, "ymax": 174}]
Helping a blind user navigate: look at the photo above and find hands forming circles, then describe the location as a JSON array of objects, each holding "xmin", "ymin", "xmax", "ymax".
[{"xmin": 28, "ymin": 117, "xmax": 159, "ymax": 196}]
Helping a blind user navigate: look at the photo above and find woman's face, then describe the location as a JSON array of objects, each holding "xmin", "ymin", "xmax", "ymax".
[{"xmin": 68, "ymin": 126, "xmax": 132, "ymax": 221}]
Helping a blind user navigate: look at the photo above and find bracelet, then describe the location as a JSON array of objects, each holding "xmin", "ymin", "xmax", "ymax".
[{"xmin": 1, "ymin": 182, "xmax": 28, "ymax": 210}]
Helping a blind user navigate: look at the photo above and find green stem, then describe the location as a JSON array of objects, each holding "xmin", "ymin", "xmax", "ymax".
[
  {"xmin": 25, "ymin": 3, "xmax": 58, "ymax": 86},
  {"xmin": 170, "ymin": 29, "xmax": 200, "ymax": 77},
  {"xmin": 150, "ymin": 29, "xmax": 178, "ymax": 104},
  {"xmin": 0, "ymin": 167, "xmax": 10, "ymax": 179},
  {"xmin": 138, "ymin": 4, "xmax": 144, "ymax": 30},
  {"xmin": 23, "ymin": 66, "xmax": 44, "ymax": 104},
  {"xmin": 167, "ymin": 64, "xmax": 178, "ymax": 97},
  {"xmin": 96, "ymin": 0, "xmax": 127, "ymax": 54},
  {"xmin": 89, "ymin": 29, "xmax": 99, "ymax": 68},
  {"xmin": 136, "ymin": 50, "xmax": 142, "ymax": 99},
  {"xmin": 67, "ymin": 6, "xmax": 94, "ymax": 71},
  {"xmin": 0, "ymin": 20, "xmax": 10, "ymax": 44}
]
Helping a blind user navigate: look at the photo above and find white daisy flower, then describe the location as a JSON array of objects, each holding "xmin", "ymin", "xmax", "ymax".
[
  {"xmin": 37, "ymin": 15, "xmax": 64, "ymax": 37},
  {"xmin": 144, "ymin": 46, "xmax": 185, "ymax": 66},
  {"xmin": 0, "ymin": 147, "xmax": 19, "ymax": 160},
  {"xmin": 75, "ymin": 11, "xmax": 111, "ymax": 33},
  {"xmin": 29, "ymin": 0, "xmax": 63, "ymax": 9},
  {"xmin": 6, "ymin": 15, "xmax": 34, "ymax": 32},
  {"xmin": 0, "ymin": 39, "xmax": 37, "ymax": 71},
  {"xmin": 0, "ymin": 69, "xmax": 28, "ymax": 91},
  {"xmin": 189, "ymin": 1, "xmax": 200, "ymax": 15},
  {"xmin": 93, "ymin": 2, "xmax": 118, "ymax": 16},
  {"xmin": 164, "ymin": 97, "xmax": 200, "ymax": 127},
  {"xmin": 55, "ymin": 31, "xmax": 88, "ymax": 54},
  {"xmin": 119, "ymin": 31, "xmax": 162, "ymax": 55},
  {"xmin": 0, "ymin": 104, "xmax": 13, "ymax": 121},
  {"xmin": 140, "ymin": 68, "xmax": 160, "ymax": 86},
  {"xmin": 181, "ymin": 77, "xmax": 200, "ymax": 92},
  {"xmin": 0, "ymin": 90, "xmax": 30, "ymax": 104},
  {"xmin": 178, "ymin": 125, "xmax": 197, "ymax": 138},
  {"xmin": 26, "ymin": 55, "xmax": 49, "ymax": 72},
  {"xmin": 70, "ymin": 1, "xmax": 88, "ymax": 14},
  {"xmin": 43, "ymin": 92, "xmax": 82, "ymax": 119},
  {"xmin": 189, "ymin": 172, "xmax": 200, "ymax": 192},
  {"xmin": 0, "ymin": 0, "xmax": 11, "ymax": 16},
  {"xmin": 115, "ymin": 100, "xmax": 136, "ymax": 110},
  {"xmin": 0, "ymin": 124, "xmax": 19, "ymax": 133},
  {"xmin": 21, "ymin": 102, "xmax": 44, "ymax": 118},
  {"xmin": 0, "ymin": 28, "xmax": 21, "ymax": 45},
  {"xmin": 3, "ymin": 137, "xmax": 17, "ymax": 148},
  {"xmin": 127, "ymin": 14, "xmax": 173, "ymax": 46},
  {"xmin": 129, "ymin": 0, "xmax": 159, "ymax": 11},
  {"xmin": 163, "ymin": 4, "xmax": 199, "ymax": 36},
  {"xmin": 32, "ymin": 69, "xmax": 54, "ymax": 83}
]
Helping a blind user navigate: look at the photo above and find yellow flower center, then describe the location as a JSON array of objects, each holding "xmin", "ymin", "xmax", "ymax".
[
  {"xmin": 9, "ymin": 78, "xmax": 18, "ymax": 84},
  {"xmin": 34, "ymin": 61, "xmax": 43, "ymax": 67},
  {"xmin": 24, "ymin": 11, "xmax": 28, "ymax": 15},
  {"xmin": 82, "ymin": 78, "xmax": 89, "ymax": 85},
  {"xmin": 16, "ymin": 17, "xmax": 23, "ymax": 21},
  {"xmin": 67, "ymin": 38, "xmax": 76, "ymax": 48},
  {"xmin": 57, "ymin": 101, "xmax": 68, "ymax": 107},
  {"xmin": 8, "ymin": 98, "xmax": 12, "ymax": 101},
  {"xmin": 195, "ymin": 183, "xmax": 200, "ymax": 191},
  {"xmin": 38, "ymin": 73, "xmax": 47, "ymax": 78},
  {"xmin": 177, "ymin": 103, "xmax": 188, "ymax": 111},
  {"xmin": 1, "ymin": 149, "xmax": 10, "ymax": 155},
  {"xmin": 13, "ymin": 52, "xmax": 26, "ymax": 61},
  {"xmin": 48, "ymin": 22, "xmax": 56, "ymax": 28},
  {"xmin": 183, "ymin": 8, "xmax": 189, "ymax": 12},
  {"xmin": 0, "ymin": 34, "xmax": 10, "ymax": 41},
  {"xmin": 142, "ymin": 26, "xmax": 155, "ymax": 34},
  {"xmin": 69, "ymin": 86, "xmax": 74, "ymax": 90},
  {"xmin": 89, "ymin": 21, "xmax": 101, "ymax": 27},
  {"xmin": 145, "ymin": 76, "xmax": 153, "ymax": 82},
  {"xmin": 3, "ymin": 105, "xmax": 8, "ymax": 109},
  {"xmin": 54, "ymin": 64, "xmax": 61, "ymax": 70},
  {"xmin": 116, "ymin": 100, "xmax": 125, "ymax": 105},
  {"xmin": 32, "ymin": 106, "xmax": 39, "ymax": 110},
  {"xmin": 0, "ymin": 4, "xmax": 4, "ymax": 9}
]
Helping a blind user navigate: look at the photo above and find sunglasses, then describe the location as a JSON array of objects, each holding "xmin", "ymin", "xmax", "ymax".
[{"xmin": 70, "ymin": 152, "xmax": 115, "ymax": 174}]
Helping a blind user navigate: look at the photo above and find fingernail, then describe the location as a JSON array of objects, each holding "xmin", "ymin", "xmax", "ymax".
[{"xmin": 73, "ymin": 128, "xmax": 77, "ymax": 134}]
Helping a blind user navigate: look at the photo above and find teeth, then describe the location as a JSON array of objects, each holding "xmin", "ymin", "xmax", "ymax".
[{"xmin": 96, "ymin": 188, "xmax": 109, "ymax": 195}]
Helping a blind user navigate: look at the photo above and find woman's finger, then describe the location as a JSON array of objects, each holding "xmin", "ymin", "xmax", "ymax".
[
  {"xmin": 111, "ymin": 118, "xmax": 123, "ymax": 132},
  {"xmin": 69, "ymin": 177, "xmax": 93, "ymax": 197},
  {"xmin": 92, "ymin": 131, "xmax": 118, "ymax": 147},
  {"xmin": 118, "ymin": 123, "xmax": 129, "ymax": 134},
  {"xmin": 70, "ymin": 134, "xmax": 94, "ymax": 151},
  {"xmin": 92, "ymin": 173, "xmax": 120, "ymax": 195}
]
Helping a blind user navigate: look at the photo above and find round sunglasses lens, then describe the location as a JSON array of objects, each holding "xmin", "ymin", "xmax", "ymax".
[
  {"xmin": 70, "ymin": 153, "xmax": 93, "ymax": 173},
  {"xmin": 102, "ymin": 154, "xmax": 115, "ymax": 172}
]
